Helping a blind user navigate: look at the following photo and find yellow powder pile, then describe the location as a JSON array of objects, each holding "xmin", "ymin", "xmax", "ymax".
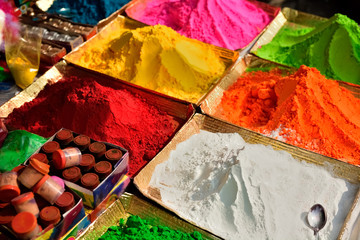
[{"xmin": 71, "ymin": 25, "xmax": 226, "ymax": 102}]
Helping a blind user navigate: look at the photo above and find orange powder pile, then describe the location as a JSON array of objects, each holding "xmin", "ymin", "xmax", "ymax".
[{"xmin": 216, "ymin": 66, "xmax": 360, "ymax": 165}]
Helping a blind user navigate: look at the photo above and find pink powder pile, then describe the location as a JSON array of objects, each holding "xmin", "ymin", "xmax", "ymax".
[{"xmin": 125, "ymin": 0, "xmax": 275, "ymax": 50}]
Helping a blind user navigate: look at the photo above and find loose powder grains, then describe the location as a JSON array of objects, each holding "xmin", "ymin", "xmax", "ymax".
[
  {"xmin": 255, "ymin": 14, "xmax": 360, "ymax": 85},
  {"xmin": 125, "ymin": 0, "xmax": 274, "ymax": 50},
  {"xmin": 99, "ymin": 215, "xmax": 203, "ymax": 240},
  {"xmin": 67, "ymin": 24, "xmax": 226, "ymax": 103},
  {"xmin": 216, "ymin": 66, "xmax": 360, "ymax": 165},
  {"xmin": 6, "ymin": 76, "xmax": 178, "ymax": 176},
  {"xmin": 149, "ymin": 130, "xmax": 357, "ymax": 239}
]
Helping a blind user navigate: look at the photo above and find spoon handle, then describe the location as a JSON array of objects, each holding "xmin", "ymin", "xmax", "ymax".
[{"xmin": 314, "ymin": 231, "xmax": 320, "ymax": 240}]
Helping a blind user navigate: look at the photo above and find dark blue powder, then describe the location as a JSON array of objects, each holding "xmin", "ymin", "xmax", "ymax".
[{"xmin": 48, "ymin": 0, "xmax": 131, "ymax": 25}]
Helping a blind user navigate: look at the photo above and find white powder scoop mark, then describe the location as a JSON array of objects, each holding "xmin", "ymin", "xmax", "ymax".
[{"xmin": 149, "ymin": 130, "xmax": 358, "ymax": 240}]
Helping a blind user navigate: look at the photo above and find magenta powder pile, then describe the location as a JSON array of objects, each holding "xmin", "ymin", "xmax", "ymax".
[
  {"xmin": 6, "ymin": 76, "xmax": 178, "ymax": 177},
  {"xmin": 125, "ymin": 0, "xmax": 275, "ymax": 50}
]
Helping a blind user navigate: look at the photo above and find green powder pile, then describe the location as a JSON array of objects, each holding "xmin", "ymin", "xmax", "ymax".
[
  {"xmin": 99, "ymin": 215, "xmax": 204, "ymax": 240},
  {"xmin": 0, "ymin": 130, "xmax": 47, "ymax": 172},
  {"xmin": 255, "ymin": 13, "xmax": 360, "ymax": 85}
]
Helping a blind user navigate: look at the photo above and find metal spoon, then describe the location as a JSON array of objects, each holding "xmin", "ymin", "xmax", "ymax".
[{"xmin": 307, "ymin": 204, "xmax": 327, "ymax": 239}]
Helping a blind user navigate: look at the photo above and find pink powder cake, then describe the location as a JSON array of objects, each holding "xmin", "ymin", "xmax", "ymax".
[{"xmin": 125, "ymin": 0, "xmax": 276, "ymax": 50}]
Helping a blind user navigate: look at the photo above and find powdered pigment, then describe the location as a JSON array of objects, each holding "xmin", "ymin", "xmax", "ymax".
[
  {"xmin": 149, "ymin": 130, "xmax": 358, "ymax": 239},
  {"xmin": 216, "ymin": 66, "xmax": 360, "ymax": 165},
  {"xmin": 255, "ymin": 14, "xmax": 360, "ymax": 85},
  {"xmin": 66, "ymin": 24, "xmax": 226, "ymax": 103},
  {"xmin": 6, "ymin": 76, "xmax": 178, "ymax": 176},
  {"xmin": 125, "ymin": 0, "xmax": 275, "ymax": 50},
  {"xmin": 99, "ymin": 215, "xmax": 203, "ymax": 240},
  {"xmin": 47, "ymin": 0, "xmax": 131, "ymax": 25}
]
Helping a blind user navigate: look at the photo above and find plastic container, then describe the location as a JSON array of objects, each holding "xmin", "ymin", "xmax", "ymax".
[
  {"xmin": 11, "ymin": 192, "xmax": 40, "ymax": 217},
  {"xmin": 80, "ymin": 173, "xmax": 100, "ymax": 190},
  {"xmin": 11, "ymin": 165, "xmax": 26, "ymax": 174},
  {"xmin": 51, "ymin": 176, "xmax": 65, "ymax": 189},
  {"xmin": 73, "ymin": 135, "xmax": 91, "ymax": 151},
  {"xmin": 55, "ymin": 129, "xmax": 73, "ymax": 147},
  {"xmin": 0, "ymin": 204, "xmax": 17, "ymax": 228},
  {"xmin": 89, "ymin": 142, "xmax": 106, "ymax": 159},
  {"xmin": 94, "ymin": 161, "xmax": 112, "ymax": 180},
  {"xmin": 55, "ymin": 192, "xmax": 75, "ymax": 213},
  {"xmin": 41, "ymin": 141, "xmax": 60, "ymax": 158},
  {"xmin": 11, "ymin": 212, "xmax": 41, "ymax": 240},
  {"xmin": 40, "ymin": 206, "xmax": 61, "ymax": 227},
  {"xmin": 0, "ymin": 171, "xmax": 20, "ymax": 202},
  {"xmin": 31, "ymin": 153, "xmax": 49, "ymax": 164},
  {"xmin": 52, "ymin": 147, "xmax": 82, "ymax": 169},
  {"xmin": 79, "ymin": 154, "xmax": 95, "ymax": 172},
  {"xmin": 18, "ymin": 158, "xmax": 50, "ymax": 189},
  {"xmin": 105, "ymin": 148, "xmax": 123, "ymax": 165},
  {"xmin": 62, "ymin": 166, "xmax": 82, "ymax": 183},
  {"xmin": 32, "ymin": 175, "xmax": 65, "ymax": 204}
]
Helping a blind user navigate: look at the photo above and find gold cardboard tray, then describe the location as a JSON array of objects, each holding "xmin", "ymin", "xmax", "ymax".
[
  {"xmin": 75, "ymin": 192, "xmax": 221, "ymax": 240},
  {"xmin": 124, "ymin": 0, "xmax": 281, "ymax": 52},
  {"xmin": 134, "ymin": 113, "xmax": 360, "ymax": 239},
  {"xmin": 200, "ymin": 54, "xmax": 360, "ymax": 116},
  {"xmin": 250, "ymin": 7, "xmax": 328, "ymax": 53},
  {"xmin": 64, "ymin": 15, "xmax": 239, "ymax": 105},
  {"xmin": 0, "ymin": 60, "xmax": 195, "ymax": 127}
]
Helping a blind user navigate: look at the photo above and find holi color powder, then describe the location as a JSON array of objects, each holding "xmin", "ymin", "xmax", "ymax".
[
  {"xmin": 47, "ymin": 0, "xmax": 131, "ymax": 25},
  {"xmin": 216, "ymin": 66, "xmax": 360, "ymax": 165},
  {"xmin": 66, "ymin": 24, "xmax": 227, "ymax": 103},
  {"xmin": 99, "ymin": 215, "xmax": 203, "ymax": 240},
  {"xmin": 125, "ymin": 0, "xmax": 275, "ymax": 50},
  {"xmin": 150, "ymin": 130, "xmax": 357, "ymax": 239},
  {"xmin": 6, "ymin": 76, "xmax": 178, "ymax": 177},
  {"xmin": 255, "ymin": 14, "xmax": 360, "ymax": 85}
]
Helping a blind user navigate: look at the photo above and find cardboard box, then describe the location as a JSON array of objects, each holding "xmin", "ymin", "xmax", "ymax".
[
  {"xmin": 25, "ymin": 128, "xmax": 129, "ymax": 208},
  {"xmin": 35, "ymin": 186, "xmax": 86, "ymax": 240},
  {"xmin": 57, "ymin": 176, "xmax": 131, "ymax": 240},
  {"xmin": 134, "ymin": 113, "xmax": 360, "ymax": 239},
  {"xmin": 0, "ymin": 184, "xmax": 85, "ymax": 240},
  {"xmin": 61, "ymin": 192, "xmax": 221, "ymax": 240}
]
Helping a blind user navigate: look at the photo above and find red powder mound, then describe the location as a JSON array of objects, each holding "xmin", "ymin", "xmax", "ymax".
[
  {"xmin": 217, "ymin": 65, "xmax": 360, "ymax": 165},
  {"xmin": 6, "ymin": 76, "xmax": 178, "ymax": 177}
]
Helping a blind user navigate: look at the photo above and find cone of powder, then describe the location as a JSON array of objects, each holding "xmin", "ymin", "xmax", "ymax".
[
  {"xmin": 65, "ymin": 24, "xmax": 227, "ymax": 103},
  {"xmin": 255, "ymin": 13, "xmax": 360, "ymax": 85},
  {"xmin": 125, "ymin": 0, "xmax": 275, "ymax": 50}
]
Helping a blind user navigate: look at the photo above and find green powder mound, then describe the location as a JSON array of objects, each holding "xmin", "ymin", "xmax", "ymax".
[
  {"xmin": 255, "ymin": 13, "xmax": 360, "ymax": 85},
  {"xmin": 99, "ymin": 215, "xmax": 204, "ymax": 240},
  {"xmin": 0, "ymin": 130, "xmax": 48, "ymax": 172}
]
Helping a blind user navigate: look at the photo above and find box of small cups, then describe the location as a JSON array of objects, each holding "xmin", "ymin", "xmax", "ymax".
[
  {"xmin": 0, "ymin": 159, "xmax": 85, "ymax": 240},
  {"xmin": 31, "ymin": 128, "xmax": 129, "ymax": 209},
  {"xmin": 0, "ymin": 128, "xmax": 129, "ymax": 239}
]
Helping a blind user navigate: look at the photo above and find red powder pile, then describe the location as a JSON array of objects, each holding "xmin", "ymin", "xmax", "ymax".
[
  {"xmin": 217, "ymin": 65, "xmax": 360, "ymax": 165},
  {"xmin": 6, "ymin": 76, "xmax": 178, "ymax": 176}
]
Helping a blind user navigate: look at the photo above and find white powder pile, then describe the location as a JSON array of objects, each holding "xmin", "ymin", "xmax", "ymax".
[{"xmin": 149, "ymin": 130, "xmax": 358, "ymax": 239}]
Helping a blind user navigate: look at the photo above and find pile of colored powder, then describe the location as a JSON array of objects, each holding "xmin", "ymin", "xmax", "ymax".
[
  {"xmin": 6, "ymin": 76, "xmax": 178, "ymax": 176},
  {"xmin": 125, "ymin": 0, "xmax": 274, "ymax": 50},
  {"xmin": 99, "ymin": 215, "xmax": 203, "ymax": 240},
  {"xmin": 149, "ymin": 130, "xmax": 357, "ymax": 239},
  {"xmin": 215, "ymin": 66, "xmax": 360, "ymax": 165},
  {"xmin": 47, "ymin": 0, "xmax": 131, "ymax": 25},
  {"xmin": 255, "ymin": 14, "xmax": 360, "ymax": 85},
  {"xmin": 0, "ymin": 130, "xmax": 47, "ymax": 172},
  {"xmin": 67, "ymin": 25, "xmax": 226, "ymax": 103}
]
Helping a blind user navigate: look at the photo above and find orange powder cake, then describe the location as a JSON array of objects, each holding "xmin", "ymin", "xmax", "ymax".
[{"xmin": 216, "ymin": 65, "xmax": 360, "ymax": 165}]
